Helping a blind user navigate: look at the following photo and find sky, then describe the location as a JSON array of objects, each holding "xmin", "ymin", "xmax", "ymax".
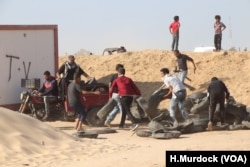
[{"xmin": 0, "ymin": 0, "xmax": 250, "ymax": 55}]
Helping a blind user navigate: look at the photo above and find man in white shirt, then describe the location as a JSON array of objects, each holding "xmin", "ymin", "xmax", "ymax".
[{"xmin": 160, "ymin": 68, "xmax": 190, "ymax": 125}]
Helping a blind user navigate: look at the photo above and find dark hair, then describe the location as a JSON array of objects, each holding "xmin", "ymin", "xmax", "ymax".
[
  {"xmin": 160, "ymin": 68, "xmax": 169, "ymax": 75},
  {"xmin": 215, "ymin": 15, "xmax": 221, "ymax": 20},
  {"xmin": 173, "ymin": 50, "xmax": 180, "ymax": 54},
  {"xmin": 174, "ymin": 16, "xmax": 179, "ymax": 21},
  {"xmin": 43, "ymin": 71, "xmax": 50, "ymax": 76},
  {"xmin": 115, "ymin": 64, "xmax": 124, "ymax": 71},
  {"xmin": 211, "ymin": 77, "xmax": 218, "ymax": 82},
  {"xmin": 118, "ymin": 67, "xmax": 125, "ymax": 75}
]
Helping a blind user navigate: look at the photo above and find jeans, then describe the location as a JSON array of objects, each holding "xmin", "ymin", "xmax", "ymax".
[
  {"xmin": 106, "ymin": 93, "xmax": 122, "ymax": 122},
  {"xmin": 69, "ymin": 103, "xmax": 86, "ymax": 122},
  {"xmin": 178, "ymin": 70, "xmax": 188, "ymax": 83},
  {"xmin": 169, "ymin": 96, "xmax": 189, "ymax": 121},
  {"xmin": 214, "ymin": 34, "xmax": 222, "ymax": 51},
  {"xmin": 171, "ymin": 33, "xmax": 179, "ymax": 51},
  {"xmin": 120, "ymin": 96, "xmax": 136, "ymax": 127},
  {"xmin": 43, "ymin": 96, "xmax": 57, "ymax": 114}
]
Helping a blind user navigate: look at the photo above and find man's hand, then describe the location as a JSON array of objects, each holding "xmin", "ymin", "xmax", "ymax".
[{"xmin": 94, "ymin": 90, "xmax": 101, "ymax": 95}]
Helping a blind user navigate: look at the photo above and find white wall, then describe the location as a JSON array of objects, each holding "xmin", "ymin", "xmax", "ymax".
[{"xmin": 0, "ymin": 25, "xmax": 58, "ymax": 105}]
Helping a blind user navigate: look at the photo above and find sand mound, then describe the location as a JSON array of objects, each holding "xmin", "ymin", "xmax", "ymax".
[{"xmin": 59, "ymin": 50, "xmax": 250, "ymax": 108}]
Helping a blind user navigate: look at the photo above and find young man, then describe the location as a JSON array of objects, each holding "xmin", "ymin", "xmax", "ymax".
[
  {"xmin": 160, "ymin": 68, "xmax": 190, "ymax": 125},
  {"xmin": 67, "ymin": 73, "xmax": 100, "ymax": 131},
  {"xmin": 57, "ymin": 55, "xmax": 92, "ymax": 100},
  {"xmin": 105, "ymin": 64, "xmax": 124, "ymax": 127},
  {"xmin": 109, "ymin": 68, "xmax": 141, "ymax": 129},
  {"xmin": 174, "ymin": 50, "xmax": 196, "ymax": 84},
  {"xmin": 214, "ymin": 15, "xmax": 226, "ymax": 51},
  {"xmin": 38, "ymin": 71, "xmax": 58, "ymax": 121},
  {"xmin": 207, "ymin": 77, "xmax": 230, "ymax": 131},
  {"xmin": 169, "ymin": 15, "xmax": 180, "ymax": 51}
]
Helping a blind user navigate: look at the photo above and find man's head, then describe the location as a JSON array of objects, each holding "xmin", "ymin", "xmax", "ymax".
[
  {"xmin": 115, "ymin": 64, "xmax": 124, "ymax": 71},
  {"xmin": 173, "ymin": 50, "xmax": 180, "ymax": 57},
  {"xmin": 211, "ymin": 77, "xmax": 218, "ymax": 82},
  {"xmin": 43, "ymin": 71, "xmax": 51, "ymax": 80},
  {"xmin": 174, "ymin": 16, "xmax": 179, "ymax": 21},
  {"xmin": 160, "ymin": 68, "xmax": 169, "ymax": 77},
  {"xmin": 68, "ymin": 55, "xmax": 75, "ymax": 65},
  {"xmin": 118, "ymin": 67, "xmax": 125, "ymax": 75},
  {"xmin": 215, "ymin": 15, "xmax": 221, "ymax": 21}
]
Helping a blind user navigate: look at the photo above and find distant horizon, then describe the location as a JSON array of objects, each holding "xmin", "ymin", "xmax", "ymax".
[{"xmin": 1, "ymin": 0, "xmax": 249, "ymax": 55}]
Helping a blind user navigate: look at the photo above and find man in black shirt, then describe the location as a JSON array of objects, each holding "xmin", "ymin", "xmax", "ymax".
[
  {"xmin": 174, "ymin": 50, "xmax": 196, "ymax": 83},
  {"xmin": 57, "ymin": 55, "xmax": 92, "ymax": 99},
  {"xmin": 207, "ymin": 77, "xmax": 230, "ymax": 131}
]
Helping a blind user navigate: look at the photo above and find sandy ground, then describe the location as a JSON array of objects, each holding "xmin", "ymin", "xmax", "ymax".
[{"xmin": 1, "ymin": 50, "xmax": 250, "ymax": 167}]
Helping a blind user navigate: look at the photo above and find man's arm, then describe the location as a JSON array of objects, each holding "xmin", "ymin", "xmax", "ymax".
[
  {"xmin": 186, "ymin": 56, "xmax": 197, "ymax": 74},
  {"xmin": 162, "ymin": 85, "xmax": 173, "ymax": 100},
  {"xmin": 78, "ymin": 66, "xmax": 90, "ymax": 79}
]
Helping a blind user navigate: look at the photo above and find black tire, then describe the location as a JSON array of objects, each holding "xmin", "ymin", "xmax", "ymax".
[
  {"xmin": 73, "ymin": 131, "xmax": 98, "ymax": 138},
  {"xmin": 187, "ymin": 92, "xmax": 207, "ymax": 100},
  {"xmin": 86, "ymin": 106, "xmax": 105, "ymax": 127},
  {"xmin": 148, "ymin": 120, "xmax": 165, "ymax": 132},
  {"xmin": 97, "ymin": 99, "xmax": 117, "ymax": 120},
  {"xmin": 192, "ymin": 118, "xmax": 209, "ymax": 129},
  {"xmin": 190, "ymin": 97, "xmax": 209, "ymax": 114},
  {"xmin": 135, "ymin": 96, "xmax": 148, "ymax": 117},
  {"xmin": 136, "ymin": 129, "xmax": 152, "ymax": 137},
  {"xmin": 86, "ymin": 127, "xmax": 117, "ymax": 134},
  {"xmin": 180, "ymin": 125, "xmax": 204, "ymax": 134},
  {"xmin": 152, "ymin": 130, "xmax": 181, "ymax": 139},
  {"xmin": 147, "ymin": 89, "xmax": 169, "ymax": 119}
]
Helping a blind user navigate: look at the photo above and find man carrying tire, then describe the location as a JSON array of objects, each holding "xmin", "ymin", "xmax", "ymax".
[{"xmin": 160, "ymin": 68, "xmax": 191, "ymax": 126}]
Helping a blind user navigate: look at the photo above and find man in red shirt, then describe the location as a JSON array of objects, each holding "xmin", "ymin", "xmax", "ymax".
[
  {"xmin": 109, "ymin": 67, "xmax": 141, "ymax": 129},
  {"xmin": 169, "ymin": 15, "xmax": 180, "ymax": 51}
]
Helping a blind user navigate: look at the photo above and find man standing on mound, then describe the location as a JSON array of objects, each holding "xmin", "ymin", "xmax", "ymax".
[
  {"xmin": 214, "ymin": 15, "xmax": 226, "ymax": 51},
  {"xmin": 207, "ymin": 77, "xmax": 230, "ymax": 131}
]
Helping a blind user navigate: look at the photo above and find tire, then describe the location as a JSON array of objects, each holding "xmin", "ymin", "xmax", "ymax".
[
  {"xmin": 190, "ymin": 97, "xmax": 209, "ymax": 114},
  {"xmin": 187, "ymin": 92, "xmax": 207, "ymax": 100},
  {"xmin": 73, "ymin": 131, "xmax": 98, "ymax": 138},
  {"xmin": 87, "ymin": 128, "xmax": 117, "ymax": 134},
  {"xmin": 152, "ymin": 130, "xmax": 181, "ymax": 139},
  {"xmin": 86, "ymin": 106, "xmax": 105, "ymax": 127},
  {"xmin": 136, "ymin": 129, "xmax": 152, "ymax": 137},
  {"xmin": 97, "ymin": 99, "xmax": 117, "ymax": 120},
  {"xmin": 135, "ymin": 96, "xmax": 148, "ymax": 117},
  {"xmin": 192, "ymin": 118, "xmax": 209, "ymax": 129},
  {"xmin": 148, "ymin": 120, "xmax": 165, "ymax": 132},
  {"xmin": 147, "ymin": 89, "xmax": 169, "ymax": 119},
  {"xmin": 181, "ymin": 126, "xmax": 204, "ymax": 134}
]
